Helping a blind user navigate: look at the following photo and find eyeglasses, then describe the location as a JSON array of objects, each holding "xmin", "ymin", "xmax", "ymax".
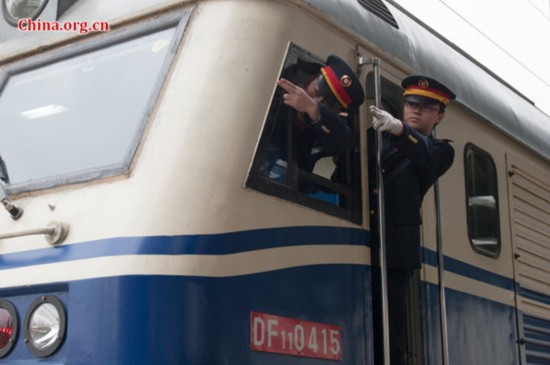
[{"xmin": 404, "ymin": 100, "xmax": 440, "ymax": 112}]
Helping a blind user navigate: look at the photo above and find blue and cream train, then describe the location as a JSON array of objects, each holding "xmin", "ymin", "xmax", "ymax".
[{"xmin": 0, "ymin": 0, "xmax": 549, "ymax": 363}]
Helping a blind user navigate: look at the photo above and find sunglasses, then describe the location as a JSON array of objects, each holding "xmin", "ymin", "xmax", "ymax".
[{"xmin": 404, "ymin": 100, "xmax": 440, "ymax": 112}]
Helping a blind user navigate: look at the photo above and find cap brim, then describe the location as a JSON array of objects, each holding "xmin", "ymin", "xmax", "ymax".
[{"xmin": 404, "ymin": 95, "xmax": 440, "ymax": 105}]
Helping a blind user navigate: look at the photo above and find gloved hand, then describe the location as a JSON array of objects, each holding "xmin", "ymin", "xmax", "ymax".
[{"xmin": 369, "ymin": 106, "xmax": 403, "ymax": 135}]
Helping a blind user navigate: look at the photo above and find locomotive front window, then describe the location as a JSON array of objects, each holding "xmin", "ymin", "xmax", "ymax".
[
  {"xmin": 464, "ymin": 143, "xmax": 501, "ymax": 257},
  {"xmin": 0, "ymin": 21, "xmax": 183, "ymax": 193}
]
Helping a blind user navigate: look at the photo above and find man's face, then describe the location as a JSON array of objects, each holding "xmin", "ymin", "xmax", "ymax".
[
  {"xmin": 402, "ymin": 100, "xmax": 445, "ymax": 136},
  {"xmin": 305, "ymin": 77, "xmax": 324, "ymax": 102}
]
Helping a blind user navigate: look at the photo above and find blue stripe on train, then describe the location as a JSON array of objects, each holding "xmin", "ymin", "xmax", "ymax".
[
  {"xmin": 519, "ymin": 285, "xmax": 550, "ymax": 307},
  {"xmin": 421, "ymin": 282, "xmax": 521, "ymax": 365},
  {"xmin": 1, "ymin": 226, "xmax": 546, "ymax": 364},
  {"xmin": 1, "ymin": 270, "xmax": 529, "ymax": 364},
  {"xmin": 0, "ymin": 226, "xmax": 369, "ymax": 270},
  {"xmin": 422, "ymin": 247, "xmax": 515, "ymax": 291},
  {"xmin": 4, "ymin": 226, "xmax": 545, "ymax": 307},
  {"xmin": 0, "ymin": 265, "xmax": 373, "ymax": 364},
  {"xmin": 523, "ymin": 314, "xmax": 550, "ymax": 363}
]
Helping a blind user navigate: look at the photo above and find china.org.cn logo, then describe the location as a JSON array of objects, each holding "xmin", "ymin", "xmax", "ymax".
[{"xmin": 18, "ymin": 18, "xmax": 110, "ymax": 34}]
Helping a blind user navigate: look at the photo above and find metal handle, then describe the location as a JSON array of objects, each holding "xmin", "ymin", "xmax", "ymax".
[
  {"xmin": 0, "ymin": 221, "xmax": 70, "ymax": 245},
  {"xmin": 433, "ymin": 128, "xmax": 450, "ymax": 365},
  {"xmin": 357, "ymin": 51, "xmax": 390, "ymax": 365},
  {"xmin": 372, "ymin": 59, "xmax": 391, "ymax": 365}
]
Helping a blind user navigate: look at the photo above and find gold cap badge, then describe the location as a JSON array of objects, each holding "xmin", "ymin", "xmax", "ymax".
[
  {"xmin": 340, "ymin": 75, "xmax": 352, "ymax": 88},
  {"xmin": 418, "ymin": 79, "xmax": 430, "ymax": 89}
]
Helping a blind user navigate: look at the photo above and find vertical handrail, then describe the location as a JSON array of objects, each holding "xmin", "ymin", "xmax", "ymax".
[
  {"xmin": 372, "ymin": 59, "xmax": 391, "ymax": 365},
  {"xmin": 357, "ymin": 52, "xmax": 389, "ymax": 365},
  {"xmin": 433, "ymin": 129, "xmax": 450, "ymax": 365}
]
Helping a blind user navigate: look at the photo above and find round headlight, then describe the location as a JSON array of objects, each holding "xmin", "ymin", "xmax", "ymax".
[
  {"xmin": 0, "ymin": 300, "xmax": 18, "ymax": 358},
  {"xmin": 2, "ymin": 0, "xmax": 50, "ymax": 26},
  {"xmin": 24, "ymin": 296, "xmax": 66, "ymax": 357}
]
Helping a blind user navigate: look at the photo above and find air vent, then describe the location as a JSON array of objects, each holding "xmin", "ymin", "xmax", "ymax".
[{"xmin": 358, "ymin": 0, "xmax": 399, "ymax": 29}]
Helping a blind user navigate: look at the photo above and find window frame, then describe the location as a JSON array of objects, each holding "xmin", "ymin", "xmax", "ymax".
[
  {"xmin": 464, "ymin": 142, "xmax": 501, "ymax": 258},
  {"xmin": 246, "ymin": 43, "xmax": 363, "ymax": 223},
  {"xmin": 0, "ymin": 9, "xmax": 190, "ymax": 195}
]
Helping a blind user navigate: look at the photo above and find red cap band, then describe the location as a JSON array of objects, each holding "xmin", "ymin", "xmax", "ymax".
[{"xmin": 321, "ymin": 66, "xmax": 352, "ymax": 108}]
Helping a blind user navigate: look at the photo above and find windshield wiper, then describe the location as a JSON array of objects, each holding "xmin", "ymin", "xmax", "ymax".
[
  {"xmin": 0, "ymin": 155, "xmax": 23, "ymax": 220},
  {"xmin": 0, "ymin": 155, "xmax": 8, "ymax": 184}
]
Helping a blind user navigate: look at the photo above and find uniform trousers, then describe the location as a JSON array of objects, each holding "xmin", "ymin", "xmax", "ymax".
[{"xmin": 373, "ymin": 267, "xmax": 414, "ymax": 365}]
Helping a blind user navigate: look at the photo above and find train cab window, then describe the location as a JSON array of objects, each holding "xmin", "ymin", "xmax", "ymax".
[
  {"xmin": 464, "ymin": 143, "xmax": 501, "ymax": 257},
  {"xmin": 246, "ymin": 44, "xmax": 362, "ymax": 223},
  {"xmin": 0, "ymin": 16, "xmax": 188, "ymax": 193}
]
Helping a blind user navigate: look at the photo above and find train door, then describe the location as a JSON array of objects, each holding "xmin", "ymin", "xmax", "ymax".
[{"xmin": 506, "ymin": 154, "xmax": 550, "ymax": 364}]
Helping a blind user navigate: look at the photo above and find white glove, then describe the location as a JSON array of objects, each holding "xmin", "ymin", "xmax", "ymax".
[{"xmin": 369, "ymin": 106, "xmax": 403, "ymax": 135}]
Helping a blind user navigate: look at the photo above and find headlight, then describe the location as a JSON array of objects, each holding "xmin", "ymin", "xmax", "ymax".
[
  {"xmin": 0, "ymin": 300, "xmax": 18, "ymax": 358},
  {"xmin": 2, "ymin": 0, "xmax": 50, "ymax": 26},
  {"xmin": 24, "ymin": 295, "xmax": 66, "ymax": 357}
]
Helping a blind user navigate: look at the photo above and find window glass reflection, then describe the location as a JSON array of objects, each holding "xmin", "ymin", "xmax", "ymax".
[
  {"xmin": 465, "ymin": 144, "xmax": 501, "ymax": 256},
  {"xmin": 0, "ymin": 28, "xmax": 175, "ymax": 189}
]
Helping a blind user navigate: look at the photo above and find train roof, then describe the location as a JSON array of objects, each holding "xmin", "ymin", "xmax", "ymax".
[{"xmin": 304, "ymin": 0, "xmax": 550, "ymax": 161}]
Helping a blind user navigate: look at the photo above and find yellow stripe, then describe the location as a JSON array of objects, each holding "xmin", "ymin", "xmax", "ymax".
[{"xmin": 404, "ymin": 89, "xmax": 450, "ymax": 105}]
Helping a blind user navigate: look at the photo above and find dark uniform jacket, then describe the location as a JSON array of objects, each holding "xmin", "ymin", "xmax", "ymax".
[
  {"xmin": 368, "ymin": 124, "xmax": 454, "ymax": 269},
  {"xmin": 265, "ymin": 99, "xmax": 352, "ymax": 187},
  {"xmin": 269, "ymin": 61, "xmax": 352, "ymax": 174},
  {"xmin": 268, "ymin": 102, "xmax": 352, "ymax": 174},
  {"xmin": 286, "ymin": 103, "xmax": 351, "ymax": 172}
]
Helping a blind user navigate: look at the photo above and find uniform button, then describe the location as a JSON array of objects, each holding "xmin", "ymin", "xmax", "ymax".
[
  {"xmin": 373, "ymin": 189, "xmax": 378, "ymax": 194},
  {"xmin": 370, "ymin": 210, "xmax": 375, "ymax": 215}
]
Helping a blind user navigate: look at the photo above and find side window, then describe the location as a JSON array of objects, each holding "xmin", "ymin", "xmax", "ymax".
[
  {"xmin": 464, "ymin": 143, "xmax": 501, "ymax": 257},
  {"xmin": 246, "ymin": 44, "xmax": 362, "ymax": 223}
]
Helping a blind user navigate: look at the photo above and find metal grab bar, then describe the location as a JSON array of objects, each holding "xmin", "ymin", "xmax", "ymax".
[
  {"xmin": 357, "ymin": 53, "xmax": 390, "ymax": 365},
  {"xmin": 0, "ymin": 221, "xmax": 69, "ymax": 245}
]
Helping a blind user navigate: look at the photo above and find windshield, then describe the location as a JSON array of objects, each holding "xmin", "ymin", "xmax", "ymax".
[{"xmin": 0, "ymin": 27, "xmax": 176, "ymax": 192}]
